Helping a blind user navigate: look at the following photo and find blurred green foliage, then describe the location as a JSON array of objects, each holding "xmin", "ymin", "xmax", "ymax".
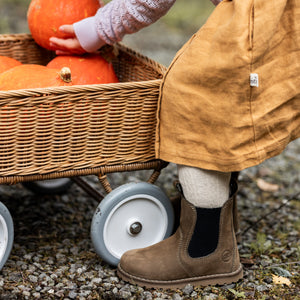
[
  {"xmin": 160, "ymin": 1, "xmax": 214, "ymax": 34},
  {"xmin": 102, "ymin": 0, "xmax": 215, "ymax": 35},
  {"xmin": 0, "ymin": 0, "xmax": 31, "ymax": 33},
  {"xmin": 0, "ymin": 0, "xmax": 214, "ymax": 35}
]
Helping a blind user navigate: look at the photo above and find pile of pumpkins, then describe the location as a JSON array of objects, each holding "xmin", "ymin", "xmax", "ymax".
[{"xmin": 0, "ymin": 0, "xmax": 119, "ymax": 91}]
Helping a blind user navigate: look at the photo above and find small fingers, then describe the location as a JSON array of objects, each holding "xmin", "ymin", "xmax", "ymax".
[
  {"xmin": 49, "ymin": 24, "xmax": 86, "ymax": 55},
  {"xmin": 59, "ymin": 24, "xmax": 76, "ymax": 37},
  {"xmin": 49, "ymin": 37, "xmax": 85, "ymax": 55},
  {"xmin": 49, "ymin": 36, "xmax": 73, "ymax": 48}
]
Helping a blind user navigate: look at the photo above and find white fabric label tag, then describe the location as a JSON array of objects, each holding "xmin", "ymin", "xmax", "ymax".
[{"xmin": 250, "ymin": 73, "xmax": 259, "ymax": 87}]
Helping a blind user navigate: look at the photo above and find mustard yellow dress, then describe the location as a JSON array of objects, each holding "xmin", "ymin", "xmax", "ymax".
[{"xmin": 156, "ymin": 0, "xmax": 300, "ymax": 172}]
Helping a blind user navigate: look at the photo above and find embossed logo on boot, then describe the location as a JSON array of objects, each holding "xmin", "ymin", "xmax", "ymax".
[{"xmin": 222, "ymin": 250, "xmax": 232, "ymax": 262}]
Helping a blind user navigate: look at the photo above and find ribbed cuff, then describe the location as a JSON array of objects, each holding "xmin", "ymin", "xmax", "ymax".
[{"xmin": 73, "ymin": 17, "xmax": 106, "ymax": 53}]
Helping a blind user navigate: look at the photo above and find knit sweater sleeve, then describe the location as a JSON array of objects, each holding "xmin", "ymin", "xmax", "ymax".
[{"xmin": 74, "ymin": 0, "xmax": 176, "ymax": 52}]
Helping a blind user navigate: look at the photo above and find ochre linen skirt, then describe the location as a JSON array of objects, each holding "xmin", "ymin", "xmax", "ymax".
[{"xmin": 155, "ymin": 0, "xmax": 300, "ymax": 172}]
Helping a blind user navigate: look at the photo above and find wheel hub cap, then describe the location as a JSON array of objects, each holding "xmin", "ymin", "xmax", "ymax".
[{"xmin": 129, "ymin": 222, "xmax": 143, "ymax": 235}]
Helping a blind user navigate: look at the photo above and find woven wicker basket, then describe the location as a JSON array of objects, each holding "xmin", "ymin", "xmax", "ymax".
[{"xmin": 0, "ymin": 34, "xmax": 167, "ymax": 185}]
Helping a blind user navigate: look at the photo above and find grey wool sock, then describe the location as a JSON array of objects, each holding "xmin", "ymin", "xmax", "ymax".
[{"xmin": 177, "ymin": 165, "xmax": 231, "ymax": 208}]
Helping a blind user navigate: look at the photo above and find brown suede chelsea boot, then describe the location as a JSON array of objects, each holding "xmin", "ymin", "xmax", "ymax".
[{"xmin": 117, "ymin": 184, "xmax": 243, "ymax": 289}]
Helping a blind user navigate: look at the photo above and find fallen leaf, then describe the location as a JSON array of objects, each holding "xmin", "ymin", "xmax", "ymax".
[
  {"xmin": 256, "ymin": 178, "xmax": 279, "ymax": 192},
  {"xmin": 258, "ymin": 166, "xmax": 273, "ymax": 177},
  {"xmin": 272, "ymin": 274, "xmax": 292, "ymax": 286}
]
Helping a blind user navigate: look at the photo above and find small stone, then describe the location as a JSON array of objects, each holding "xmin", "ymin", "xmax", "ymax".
[
  {"xmin": 182, "ymin": 283, "xmax": 193, "ymax": 295},
  {"xmin": 28, "ymin": 275, "xmax": 38, "ymax": 283},
  {"xmin": 24, "ymin": 254, "xmax": 33, "ymax": 260},
  {"xmin": 77, "ymin": 267, "xmax": 84, "ymax": 275},
  {"xmin": 61, "ymin": 195, "xmax": 69, "ymax": 202},
  {"xmin": 18, "ymin": 285, "xmax": 28, "ymax": 291},
  {"xmin": 41, "ymin": 287, "xmax": 51, "ymax": 293},
  {"xmin": 256, "ymin": 285, "xmax": 269, "ymax": 292},
  {"xmin": 69, "ymin": 264, "xmax": 76, "ymax": 273},
  {"xmin": 103, "ymin": 282, "xmax": 113, "ymax": 290},
  {"xmin": 80, "ymin": 284, "xmax": 93, "ymax": 291},
  {"xmin": 33, "ymin": 262, "xmax": 42, "ymax": 269},
  {"xmin": 46, "ymin": 278, "xmax": 55, "ymax": 287},
  {"xmin": 27, "ymin": 265, "xmax": 37, "ymax": 274},
  {"xmin": 223, "ymin": 283, "xmax": 235, "ymax": 289},
  {"xmin": 203, "ymin": 286, "xmax": 212, "ymax": 293},
  {"xmin": 50, "ymin": 273, "xmax": 58, "ymax": 280},
  {"xmin": 66, "ymin": 282, "xmax": 77, "ymax": 290},
  {"xmin": 203, "ymin": 293, "xmax": 219, "ymax": 300},
  {"xmin": 56, "ymin": 283, "xmax": 65, "ymax": 289},
  {"xmin": 68, "ymin": 291, "xmax": 78, "ymax": 299},
  {"xmin": 32, "ymin": 292, "xmax": 41, "ymax": 299},
  {"xmin": 91, "ymin": 277, "xmax": 102, "ymax": 285},
  {"xmin": 38, "ymin": 273, "xmax": 48, "ymax": 280},
  {"xmin": 33, "ymin": 256, "xmax": 40, "ymax": 263},
  {"xmin": 109, "ymin": 276, "xmax": 119, "ymax": 283},
  {"xmin": 119, "ymin": 290, "xmax": 132, "ymax": 298},
  {"xmin": 77, "ymin": 276, "xmax": 86, "ymax": 282},
  {"xmin": 85, "ymin": 271, "xmax": 96, "ymax": 279},
  {"xmin": 260, "ymin": 260, "xmax": 270, "ymax": 267},
  {"xmin": 79, "ymin": 290, "xmax": 92, "ymax": 298},
  {"xmin": 70, "ymin": 247, "xmax": 79, "ymax": 255},
  {"xmin": 172, "ymin": 293, "xmax": 182, "ymax": 300},
  {"xmin": 56, "ymin": 253, "xmax": 65, "ymax": 260},
  {"xmin": 191, "ymin": 291, "xmax": 198, "ymax": 298},
  {"xmin": 55, "ymin": 290, "xmax": 65, "ymax": 298},
  {"xmin": 22, "ymin": 291, "xmax": 31, "ymax": 297},
  {"xmin": 143, "ymin": 291, "xmax": 153, "ymax": 299}
]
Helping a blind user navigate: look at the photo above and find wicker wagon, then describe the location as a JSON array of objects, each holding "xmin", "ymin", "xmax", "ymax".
[{"xmin": 0, "ymin": 34, "xmax": 175, "ymax": 268}]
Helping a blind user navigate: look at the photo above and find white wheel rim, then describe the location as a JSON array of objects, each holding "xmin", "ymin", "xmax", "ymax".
[
  {"xmin": 103, "ymin": 194, "xmax": 168, "ymax": 259},
  {"xmin": 0, "ymin": 214, "xmax": 9, "ymax": 263},
  {"xmin": 36, "ymin": 178, "xmax": 70, "ymax": 188}
]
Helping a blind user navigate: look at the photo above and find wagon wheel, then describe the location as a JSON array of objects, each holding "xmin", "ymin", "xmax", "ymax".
[
  {"xmin": 91, "ymin": 182, "xmax": 174, "ymax": 266},
  {"xmin": 0, "ymin": 202, "xmax": 14, "ymax": 271},
  {"xmin": 22, "ymin": 178, "xmax": 73, "ymax": 195}
]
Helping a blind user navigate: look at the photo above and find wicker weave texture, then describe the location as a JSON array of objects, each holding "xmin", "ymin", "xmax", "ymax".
[{"xmin": 0, "ymin": 34, "xmax": 166, "ymax": 180}]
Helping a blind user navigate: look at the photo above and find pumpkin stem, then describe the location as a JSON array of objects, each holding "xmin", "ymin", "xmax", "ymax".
[{"xmin": 59, "ymin": 67, "xmax": 72, "ymax": 83}]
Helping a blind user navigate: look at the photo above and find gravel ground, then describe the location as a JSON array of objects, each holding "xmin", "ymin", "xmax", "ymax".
[
  {"xmin": 0, "ymin": 6, "xmax": 299, "ymax": 299},
  {"xmin": 0, "ymin": 139, "xmax": 299, "ymax": 300}
]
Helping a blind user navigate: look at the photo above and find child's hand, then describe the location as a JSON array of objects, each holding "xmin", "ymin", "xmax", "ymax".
[{"xmin": 49, "ymin": 25, "xmax": 86, "ymax": 55}]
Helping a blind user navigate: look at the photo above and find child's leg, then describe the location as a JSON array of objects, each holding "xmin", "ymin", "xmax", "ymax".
[
  {"xmin": 178, "ymin": 164, "xmax": 231, "ymax": 208},
  {"xmin": 117, "ymin": 164, "xmax": 243, "ymax": 288}
]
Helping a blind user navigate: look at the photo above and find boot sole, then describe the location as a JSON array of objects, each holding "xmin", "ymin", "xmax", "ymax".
[{"xmin": 117, "ymin": 264, "xmax": 243, "ymax": 289}]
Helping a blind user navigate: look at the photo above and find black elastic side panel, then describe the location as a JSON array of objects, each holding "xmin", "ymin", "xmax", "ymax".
[{"xmin": 188, "ymin": 207, "xmax": 221, "ymax": 258}]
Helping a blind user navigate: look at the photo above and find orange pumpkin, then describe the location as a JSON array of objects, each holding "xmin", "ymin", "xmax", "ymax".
[
  {"xmin": 47, "ymin": 54, "xmax": 119, "ymax": 85},
  {"xmin": 27, "ymin": 0, "xmax": 103, "ymax": 50},
  {"xmin": 0, "ymin": 56, "xmax": 22, "ymax": 74},
  {"xmin": 0, "ymin": 64, "xmax": 73, "ymax": 90}
]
